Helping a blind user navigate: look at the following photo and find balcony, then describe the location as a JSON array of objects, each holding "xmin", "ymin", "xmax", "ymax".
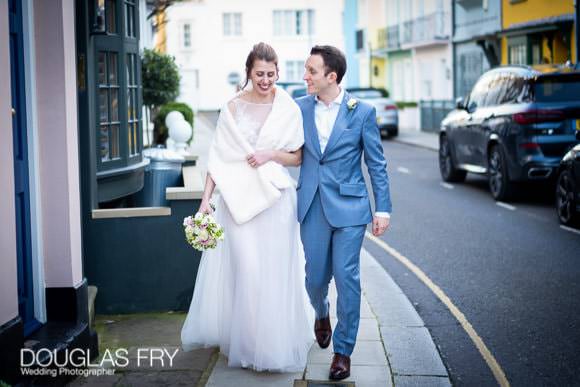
[
  {"xmin": 387, "ymin": 24, "xmax": 400, "ymax": 50},
  {"xmin": 402, "ymin": 11, "xmax": 451, "ymax": 48},
  {"xmin": 386, "ymin": 11, "xmax": 450, "ymax": 52}
]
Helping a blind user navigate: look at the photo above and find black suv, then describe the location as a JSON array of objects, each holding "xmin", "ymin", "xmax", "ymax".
[
  {"xmin": 439, "ymin": 65, "xmax": 580, "ymax": 200},
  {"xmin": 556, "ymin": 137, "xmax": 580, "ymax": 226}
]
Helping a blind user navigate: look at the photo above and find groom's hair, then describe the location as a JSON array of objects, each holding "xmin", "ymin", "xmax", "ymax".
[{"xmin": 310, "ymin": 45, "xmax": 347, "ymax": 84}]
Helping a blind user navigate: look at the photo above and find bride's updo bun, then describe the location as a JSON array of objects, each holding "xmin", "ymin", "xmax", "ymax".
[{"xmin": 242, "ymin": 42, "xmax": 279, "ymax": 90}]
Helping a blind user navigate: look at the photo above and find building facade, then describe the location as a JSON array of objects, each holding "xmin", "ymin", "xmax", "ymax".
[
  {"xmin": 164, "ymin": 0, "xmax": 345, "ymax": 111},
  {"xmin": 343, "ymin": 0, "xmax": 361, "ymax": 88},
  {"xmin": 1, "ymin": 0, "xmax": 154, "ymax": 383},
  {"xmin": 0, "ymin": 1, "xmax": 96, "ymax": 383},
  {"xmin": 500, "ymin": 0, "xmax": 576, "ymax": 67},
  {"xmin": 384, "ymin": 0, "xmax": 453, "ymax": 102},
  {"xmin": 453, "ymin": 0, "xmax": 502, "ymax": 98}
]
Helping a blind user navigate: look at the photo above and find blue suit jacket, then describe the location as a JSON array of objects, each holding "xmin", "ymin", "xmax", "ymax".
[{"xmin": 296, "ymin": 92, "xmax": 392, "ymax": 227}]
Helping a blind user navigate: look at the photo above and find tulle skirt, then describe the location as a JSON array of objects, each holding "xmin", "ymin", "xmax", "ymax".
[{"xmin": 181, "ymin": 189, "xmax": 315, "ymax": 372}]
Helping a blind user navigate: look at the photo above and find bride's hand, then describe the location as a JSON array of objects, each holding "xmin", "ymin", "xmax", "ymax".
[
  {"xmin": 247, "ymin": 150, "xmax": 274, "ymax": 168},
  {"xmin": 198, "ymin": 198, "xmax": 214, "ymax": 215}
]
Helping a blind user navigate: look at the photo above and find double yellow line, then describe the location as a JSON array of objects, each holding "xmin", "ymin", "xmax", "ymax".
[{"xmin": 365, "ymin": 232, "xmax": 510, "ymax": 387}]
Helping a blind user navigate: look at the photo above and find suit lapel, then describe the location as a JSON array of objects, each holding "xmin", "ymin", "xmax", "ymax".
[
  {"xmin": 323, "ymin": 92, "xmax": 351, "ymax": 157},
  {"xmin": 303, "ymin": 96, "xmax": 322, "ymax": 158}
]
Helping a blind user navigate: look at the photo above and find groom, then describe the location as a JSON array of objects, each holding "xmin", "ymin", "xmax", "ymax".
[{"xmin": 296, "ymin": 45, "xmax": 392, "ymax": 380}]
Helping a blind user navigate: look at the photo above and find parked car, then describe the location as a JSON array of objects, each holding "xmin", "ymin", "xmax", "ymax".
[
  {"xmin": 555, "ymin": 134, "xmax": 580, "ymax": 226},
  {"xmin": 286, "ymin": 84, "xmax": 308, "ymax": 99},
  {"xmin": 439, "ymin": 65, "xmax": 580, "ymax": 201},
  {"xmin": 347, "ymin": 87, "xmax": 399, "ymax": 138}
]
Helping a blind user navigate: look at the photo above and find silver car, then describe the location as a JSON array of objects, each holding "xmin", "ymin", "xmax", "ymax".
[{"xmin": 347, "ymin": 88, "xmax": 398, "ymax": 138}]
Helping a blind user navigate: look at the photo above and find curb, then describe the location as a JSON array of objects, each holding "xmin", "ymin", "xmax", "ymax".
[
  {"xmin": 360, "ymin": 248, "xmax": 452, "ymax": 386},
  {"xmin": 392, "ymin": 137, "xmax": 439, "ymax": 152}
]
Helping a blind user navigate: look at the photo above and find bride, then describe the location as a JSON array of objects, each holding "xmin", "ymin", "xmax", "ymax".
[{"xmin": 181, "ymin": 42, "xmax": 314, "ymax": 372}]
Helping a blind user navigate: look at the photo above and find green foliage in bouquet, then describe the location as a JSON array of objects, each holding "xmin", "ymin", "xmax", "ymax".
[{"xmin": 154, "ymin": 102, "xmax": 195, "ymax": 145}]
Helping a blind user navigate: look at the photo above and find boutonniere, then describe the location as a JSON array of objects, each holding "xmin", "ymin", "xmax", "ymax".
[{"xmin": 347, "ymin": 98, "xmax": 358, "ymax": 111}]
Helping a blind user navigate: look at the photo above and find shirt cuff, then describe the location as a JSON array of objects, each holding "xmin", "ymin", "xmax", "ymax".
[{"xmin": 375, "ymin": 212, "xmax": 390, "ymax": 219}]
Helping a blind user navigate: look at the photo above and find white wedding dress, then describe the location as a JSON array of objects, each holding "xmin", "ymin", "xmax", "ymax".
[{"xmin": 181, "ymin": 98, "xmax": 314, "ymax": 372}]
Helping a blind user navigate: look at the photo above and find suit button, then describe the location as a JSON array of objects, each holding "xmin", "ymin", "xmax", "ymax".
[{"xmin": 319, "ymin": 160, "xmax": 324, "ymax": 165}]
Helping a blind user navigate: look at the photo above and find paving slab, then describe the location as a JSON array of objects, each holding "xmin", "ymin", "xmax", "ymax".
[
  {"xmin": 308, "ymin": 341, "xmax": 387, "ymax": 366},
  {"xmin": 306, "ymin": 364, "xmax": 392, "ymax": 387},
  {"xmin": 394, "ymin": 375, "xmax": 453, "ymax": 387},
  {"xmin": 380, "ymin": 327, "xmax": 448, "ymax": 376},
  {"xmin": 206, "ymin": 354, "xmax": 303, "ymax": 387}
]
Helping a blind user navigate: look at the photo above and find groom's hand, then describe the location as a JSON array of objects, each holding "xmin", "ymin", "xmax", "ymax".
[{"xmin": 372, "ymin": 217, "xmax": 390, "ymax": 236}]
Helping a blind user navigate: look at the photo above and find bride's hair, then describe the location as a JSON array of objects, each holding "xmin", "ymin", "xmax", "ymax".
[{"xmin": 242, "ymin": 42, "xmax": 279, "ymax": 90}]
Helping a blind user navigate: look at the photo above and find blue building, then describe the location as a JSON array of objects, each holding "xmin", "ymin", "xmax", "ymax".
[
  {"xmin": 343, "ymin": 0, "xmax": 360, "ymax": 88},
  {"xmin": 453, "ymin": 0, "xmax": 502, "ymax": 98}
]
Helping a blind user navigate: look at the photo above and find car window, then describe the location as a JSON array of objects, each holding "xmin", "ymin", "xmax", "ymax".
[
  {"xmin": 533, "ymin": 75, "xmax": 580, "ymax": 102},
  {"xmin": 467, "ymin": 73, "xmax": 494, "ymax": 111},
  {"xmin": 349, "ymin": 90, "xmax": 384, "ymax": 98},
  {"xmin": 500, "ymin": 75, "xmax": 531, "ymax": 104},
  {"xmin": 483, "ymin": 73, "xmax": 507, "ymax": 107}
]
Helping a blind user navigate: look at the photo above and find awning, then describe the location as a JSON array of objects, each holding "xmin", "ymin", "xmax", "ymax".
[{"xmin": 500, "ymin": 13, "xmax": 574, "ymax": 36}]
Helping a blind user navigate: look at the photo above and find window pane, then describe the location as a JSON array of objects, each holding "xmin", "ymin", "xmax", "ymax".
[
  {"xmin": 273, "ymin": 11, "xmax": 281, "ymax": 35},
  {"xmin": 133, "ymin": 89, "xmax": 138, "ymax": 119},
  {"xmin": 99, "ymin": 89, "xmax": 109, "ymax": 122},
  {"xmin": 223, "ymin": 13, "xmax": 230, "ymax": 35},
  {"xmin": 296, "ymin": 11, "xmax": 302, "ymax": 35},
  {"xmin": 108, "ymin": 52, "xmax": 118, "ymax": 85},
  {"xmin": 126, "ymin": 54, "xmax": 131, "ymax": 84},
  {"xmin": 234, "ymin": 14, "xmax": 241, "ymax": 35},
  {"xmin": 106, "ymin": 0, "xmax": 116, "ymax": 33},
  {"xmin": 98, "ymin": 52, "xmax": 107, "ymax": 85},
  {"xmin": 125, "ymin": 3, "xmax": 135, "ymax": 37},
  {"xmin": 130, "ymin": 121, "xmax": 138, "ymax": 155},
  {"xmin": 96, "ymin": 0, "xmax": 106, "ymax": 32},
  {"xmin": 110, "ymin": 88, "xmax": 119, "ymax": 122},
  {"xmin": 534, "ymin": 76, "xmax": 580, "ymax": 102},
  {"xmin": 110, "ymin": 124, "xmax": 120, "ymax": 159},
  {"xmin": 308, "ymin": 10, "xmax": 315, "ymax": 35},
  {"xmin": 100, "ymin": 125, "xmax": 110, "ymax": 161},
  {"xmin": 128, "ymin": 120, "xmax": 133, "ymax": 155}
]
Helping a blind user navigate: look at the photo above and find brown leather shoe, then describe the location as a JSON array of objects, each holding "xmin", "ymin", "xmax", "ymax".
[
  {"xmin": 329, "ymin": 353, "xmax": 351, "ymax": 380},
  {"xmin": 314, "ymin": 316, "xmax": 332, "ymax": 348}
]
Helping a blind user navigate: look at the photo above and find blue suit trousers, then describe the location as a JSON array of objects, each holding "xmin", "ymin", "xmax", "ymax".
[{"xmin": 300, "ymin": 190, "xmax": 366, "ymax": 356}]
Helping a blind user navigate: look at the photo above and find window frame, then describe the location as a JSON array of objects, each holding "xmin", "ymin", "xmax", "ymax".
[
  {"xmin": 223, "ymin": 12, "xmax": 242, "ymax": 37},
  {"xmin": 273, "ymin": 9, "xmax": 314, "ymax": 37},
  {"xmin": 92, "ymin": 0, "xmax": 142, "ymax": 175}
]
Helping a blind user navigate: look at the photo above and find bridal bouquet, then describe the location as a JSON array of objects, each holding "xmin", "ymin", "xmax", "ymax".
[{"xmin": 183, "ymin": 211, "xmax": 225, "ymax": 251}]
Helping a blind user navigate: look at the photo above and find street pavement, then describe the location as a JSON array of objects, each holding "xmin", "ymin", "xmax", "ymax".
[
  {"xmin": 369, "ymin": 136, "xmax": 580, "ymax": 386},
  {"xmin": 188, "ymin": 113, "xmax": 450, "ymax": 387},
  {"xmin": 69, "ymin": 116, "xmax": 451, "ymax": 386}
]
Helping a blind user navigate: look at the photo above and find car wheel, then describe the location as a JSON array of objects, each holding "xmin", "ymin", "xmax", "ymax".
[
  {"xmin": 556, "ymin": 169, "xmax": 578, "ymax": 226},
  {"xmin": 488, "ymin": 144, "xmax": 516, "ymax": 201},
  {"xmin": 439, "ymin": 136, "xmax": 466, "ymax": 182},
  {"xmin": 389, "ymin": 127, "xmax": 398, "ymax": 137}
]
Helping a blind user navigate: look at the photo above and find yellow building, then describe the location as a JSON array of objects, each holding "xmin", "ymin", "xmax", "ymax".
[
  {"xmin": 368, "ymin": 0, "xmax": 387, "ymax": 88},
  {"xmin": 501, "ymin": 0, "xmax": 576, "ymax": 67}
]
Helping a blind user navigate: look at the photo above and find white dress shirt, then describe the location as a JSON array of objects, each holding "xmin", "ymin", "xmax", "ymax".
[{"xmin": 314, "ymin": 88, "xmax": 390, "ymax": 219}]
